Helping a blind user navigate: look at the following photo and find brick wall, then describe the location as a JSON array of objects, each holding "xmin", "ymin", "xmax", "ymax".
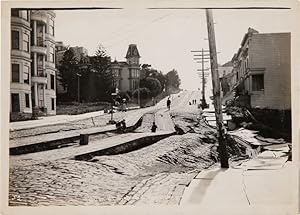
[{"xmin": 249, "ymin": 33, "xmax": 291, "ymax": 110}]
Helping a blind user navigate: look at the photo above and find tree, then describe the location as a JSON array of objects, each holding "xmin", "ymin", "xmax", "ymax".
[
  {"xmin": 117, "ymin": 91, "xmax": 131, "ymax": 102},
  {"xmin": 58, "ymin": 44, "xmax": 113, "ymax": 103},
  {"xmin": 132, "ymin": 87, "xmax": 151, "ymax": 100},
  {"xmin": 165, "ymin": 69, "xmax": 181, "ymax": 93},
  {"xmin": 140, "ymin": 77, "xmax": 162, "ymax": 97},
  {"xmin": 151, "ymin": 71, "xmax": 166, "ymax": 92},
  {"xmin": 140, "ymin": 65, "xmax": 166, "ymax": 92},
  {"xmin": 87, "ymin": 44, "xmax": 112, "ymax": 101},
  {"xmin": 58, "ymin": 48, "xmax": 80, "ymax": 101}
]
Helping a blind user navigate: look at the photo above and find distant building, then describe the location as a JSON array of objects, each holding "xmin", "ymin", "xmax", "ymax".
[
  {"xmin": 230, "ymin": 28, "xmax": 291, "ymax": 110},
  {"xmin": 71, "ymin": 46, "xmax": 88, "ymax": 61},
  {"xmin": 55, "ymin": 42, "xmax": 88, "ymax": 95},
  {"xmin": 219, "ymin": 61, "xmax": 233, "ymax": 78},
  {"xmin": 219, "ymin": 61, "xmax": 234, "ymax": 97},
  {"xmin": 55, "ymin": 41, "xmax": 67, "ymax": 65},
  {"xmin": 110, "ymin": 44, "xmax": 141, "ymax": 93},
  {"xmin": 10, "ymin": 9, "xmax": 57, "ymax": 120}
]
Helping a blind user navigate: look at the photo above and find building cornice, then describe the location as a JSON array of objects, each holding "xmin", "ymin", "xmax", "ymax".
[
  {"xmin": 11, "ymin": 17, "xmax": 31, "ymax": 31},
  {"xmin": 11, "ymin": 51, "xmax": 32, "ymax": 62}
]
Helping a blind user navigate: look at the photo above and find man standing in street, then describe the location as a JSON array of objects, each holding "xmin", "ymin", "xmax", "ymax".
[
  {"xmin": 151, "ymin": 122, "xmax": 158, "ymax": 132},
  {"xmin": 167, "ymin": 97, "xmax": 171, "ymax": 110}
]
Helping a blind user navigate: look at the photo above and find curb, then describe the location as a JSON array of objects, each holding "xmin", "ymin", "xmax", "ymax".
[
  {"xmin": 9, "ymin": 108, "xmax": 141, "ymax": 132},
  {"xmin": 10, "ymin": 117, "xmax": 143, "ymax": 155},
  {"xmin": 74, "ymin": 132, "xmax": 175, "ymax": 161}
]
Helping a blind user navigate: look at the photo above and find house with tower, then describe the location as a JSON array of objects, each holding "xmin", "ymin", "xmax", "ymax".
[{"xmin": 110, "ymin": 44, "xmax": 141, "ymax": 93}]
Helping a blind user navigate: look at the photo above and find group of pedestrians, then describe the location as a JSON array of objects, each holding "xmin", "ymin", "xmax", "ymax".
[
  {"xmin": 117, "ymin": 96, "xmax": 173, "ymax": 134},
  {"xmin": 115, "ymin": 97, "xmax": 128, "ymax": 112},
  {"xmin": 189, "ymin": 99, "xmax": 197, "ymax": 105}
]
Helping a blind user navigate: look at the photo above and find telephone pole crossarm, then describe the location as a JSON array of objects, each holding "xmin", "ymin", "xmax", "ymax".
[
  {"xmin": 193, "ymin": 54, "xmax": 211, "ymax": 57},
  {"xmin": 191, "ymin": 50, "xmax": 210, "ymax": 52},
  {"xmin": 193, "ymin": 58, "xmax": 211, "ymax": 60}
]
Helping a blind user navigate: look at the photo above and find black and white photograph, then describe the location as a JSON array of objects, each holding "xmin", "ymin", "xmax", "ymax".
[{"xmin": 1, "ymin": 0, "xmax": 300, "ymax": 214}]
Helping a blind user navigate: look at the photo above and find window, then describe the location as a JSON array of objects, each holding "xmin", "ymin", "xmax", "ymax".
[
  {"xmin": 49, "ymin": 47, "xmax": 54, "ymax": 63},
  {"xmin": 11, "ymin": 9, "xmax": 29, "ymax": 20},
  {"xmin": 25, "ymin": 93, "xmax": 30, "ymax": 108},
  {"xmin": 23, "ymin": 33, "xmax": 29, "ymax": 52},
  {"xmin": 37, "ymin": 55, "xmax": 44, "ymax": 76},
  {"xmin": 31, "ymin": 56, "xmax": 34, "ymax": 76},
  {"xmin": 24, "ymin": 65, "xmax": 29, "ymax": 84},
  {"xmin": 11, "ymin": 9, "xmax": 19, "ymax": 17},
  {"xmin": 132, "ymin": 80, "xmax": 138, "ymax": 90},
  {"xmin": 113, "ymin": 69, "xmax": 119, "ymax": 77},
  {"xmin": 252, "ymin": 74, "xmax": 264, "ymax": 91},
  {"xmin": 11, "ymin": 93, "xmax": 20, "ymax": 112},
  {"xmin": 132, "ymin": 70, "xmax": 139, "ymax": 78},
  {"xmin": 12, "ymin": 64, "xmax": 20, "ymax": 82},
  {"xmin": 49, "ymin": 19, "xmax": 54, "ymax": 36},
  {"xmin": 20, "ymin": 10, "xmax": 29, "ymax": 21},
  {"xmin": 51, "ymin": 98, "xmax": 55, "ymax": 110},
  {"xmin": 11, "ymin": 30, "xmax": 19, "ymax": 50},
  {"xmin": 38, "ymin": 85, "xmax": 44, "ymax": 107},
  {"xmin": 50, "ymin": 74, "xmax": 55, "ymax": 90}
]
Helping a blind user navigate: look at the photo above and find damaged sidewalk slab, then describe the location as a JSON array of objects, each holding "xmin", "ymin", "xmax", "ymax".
[{"xmin": 179, "ymin": 146, "xmax": 295, "ymax": 214}]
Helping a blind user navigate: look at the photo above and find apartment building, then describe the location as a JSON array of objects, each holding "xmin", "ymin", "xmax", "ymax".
[
  {"xmin": 231, "ymin": 28, "xmax": 291, "ymax": 110},
  {"xmin": 110, "ymin": 44, "xmax": 141, "ymax": 93},
  {"xmin": 11, "ymin": 9, "xmax": 56, "ymax": 120}
]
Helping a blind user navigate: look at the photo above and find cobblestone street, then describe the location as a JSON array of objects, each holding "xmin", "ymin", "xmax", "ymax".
[
  {"xmin": 9, "ymin": 132, "xmax": 217, "ymax": 206},
  {"xmin": 8, "ymin": 91, "xmax": 246, "ymax": 206}
]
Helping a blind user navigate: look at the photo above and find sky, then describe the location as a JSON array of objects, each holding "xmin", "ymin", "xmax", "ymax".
[{"xmin": 54, "ymin": 8, "xmax": 292, "ymax": 92}]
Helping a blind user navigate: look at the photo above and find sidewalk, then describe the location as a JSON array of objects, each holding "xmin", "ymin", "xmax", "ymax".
[
  {"xmin": 9, "ymin": 106, "xmax": 141, "ymax": 131},
  {"xmin": 10, "ymin": 110, "xmax": 104, "ymax": 131},
  {"xmin": 10, "ymin": 110, "xmax": 144, "ymax": 150},
  {"xmin": 180, "ymin": 145, "xmax": 295, "ymax": 214},
  {"xmin": 10, "ymin": 104, "xmax": 176, "ymax": 155}
]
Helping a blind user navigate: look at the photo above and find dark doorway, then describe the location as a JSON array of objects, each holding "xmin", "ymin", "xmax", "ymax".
[{"xmin": 11, "ymin": 93, "xmax": 20, "ymax": 112}]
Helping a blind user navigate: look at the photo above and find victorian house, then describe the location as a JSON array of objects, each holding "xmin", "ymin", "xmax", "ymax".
[{"xmin": 110, "ymin": 44, "xmax": 141, "ymax": 93}]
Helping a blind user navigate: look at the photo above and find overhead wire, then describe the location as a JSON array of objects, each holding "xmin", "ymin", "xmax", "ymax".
[{"xmin": 103, "ymin": 12, "xmax": 174, "ymax": 49}]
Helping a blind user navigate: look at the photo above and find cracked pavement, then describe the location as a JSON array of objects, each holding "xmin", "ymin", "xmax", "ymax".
[{"xmin": 9, "ymin": 91, "xmax": 248, "ymax": 206}]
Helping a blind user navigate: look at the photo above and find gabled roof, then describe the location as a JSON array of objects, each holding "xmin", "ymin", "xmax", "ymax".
[{"xmin": 126, "ymin": 44, "xmax": 140, "ymax": 58}]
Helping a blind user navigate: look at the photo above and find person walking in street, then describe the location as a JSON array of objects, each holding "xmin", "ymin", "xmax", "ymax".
[
  {"xmin": 151, "ymin": 122, "xmax": 158, "ymax": 132},
  {"xmin": 167, "ymin": 97, "xmax": 171, "ymax": 110}
]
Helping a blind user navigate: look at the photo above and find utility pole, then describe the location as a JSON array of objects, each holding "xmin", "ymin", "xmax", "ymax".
[
  {"xmin": 138, "ymin": 71, "xmax": 141, "ymax": 107},
  {"xmin": 205, "ymin": 9, "xmax": 229, "ymax": 168},
  {"xmin": 201, "ymin": 49, "xmax": 207, "ymax": 108},
  {"xmin": 76, "ymin": 73, "xmax": 81, "ymax": 103},
  {"xmin": 191, "ymin": 49, "xmax": 210, "ymax": 109}
]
